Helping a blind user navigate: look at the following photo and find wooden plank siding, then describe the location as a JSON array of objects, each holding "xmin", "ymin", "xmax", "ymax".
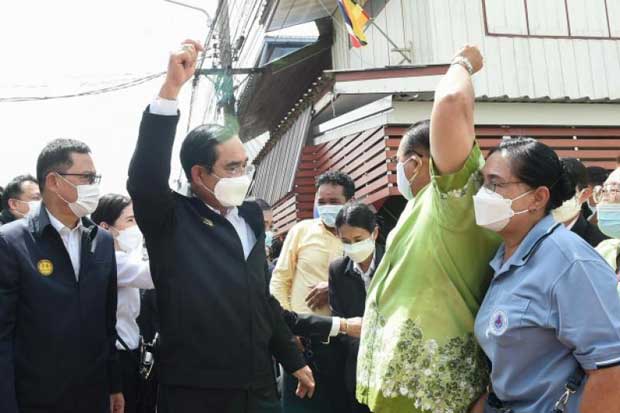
[
  {"xmin": 271, "ymin": 124, "xmax": 620, "ymax": 233},
  {"xmin": 331, "ymin": 0, "xmax": 620, "ymax": 101}
]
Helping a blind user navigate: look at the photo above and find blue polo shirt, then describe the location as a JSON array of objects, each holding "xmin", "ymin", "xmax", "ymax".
[{"xmin": 475, "ymin": 215, "xmax": 620, "ymax": 413}]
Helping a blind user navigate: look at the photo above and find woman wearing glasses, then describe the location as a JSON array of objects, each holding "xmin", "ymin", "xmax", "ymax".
[
  {"xmin": 470, "ymin": 138, "xmax": 620, "ymax": 413},
  {"xmin": 92, "ymin": 194, "xmax": 154, "ymax": 413},
  {"xmin": 594, "ymin": 169, "xmax": 620, "ymax": 281}
]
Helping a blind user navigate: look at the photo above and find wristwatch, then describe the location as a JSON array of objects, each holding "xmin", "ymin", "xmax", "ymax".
[{"xmin": 451, "ymin": 56, "xmax": 474, "ymax": 75}]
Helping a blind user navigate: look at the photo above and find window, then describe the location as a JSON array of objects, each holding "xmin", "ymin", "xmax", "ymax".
[{"xmin": 482, "ymin": 0, "xmax": 620, "ymax": 39}]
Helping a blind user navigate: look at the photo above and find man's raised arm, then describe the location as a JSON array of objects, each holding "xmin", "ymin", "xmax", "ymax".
[
  {"xmin": 127, "ymin": 40, "xmax": 204, "ymax": 234},
  {"xmin": 430, "ymin": 45, "xmax": 483, "ymax": 175}
]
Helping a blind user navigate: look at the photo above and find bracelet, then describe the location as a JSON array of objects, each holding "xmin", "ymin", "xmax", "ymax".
[{"xmin": 451, "ymin": 56, "xmax": 473, "ymax": 75}]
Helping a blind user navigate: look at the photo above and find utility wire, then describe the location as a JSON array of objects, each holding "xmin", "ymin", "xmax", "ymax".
[{"xmin": 0, "ymin": 72, "xmax": 166, "ymax": 103}]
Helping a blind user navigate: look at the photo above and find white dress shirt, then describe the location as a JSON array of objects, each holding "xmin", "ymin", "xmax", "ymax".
[
  {"xmin": 353, "ymin": 251, "xmax": 376, "ymax": 291},
  {"xmin": 115, "ymin": 250, "xmax": 154, "ymax": 351},
  {"xmin": 46, "ymin": 209, "xmax": 83, "ymax": 279}
]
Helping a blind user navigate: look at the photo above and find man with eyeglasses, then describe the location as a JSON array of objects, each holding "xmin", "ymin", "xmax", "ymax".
[
  {"xmin": 0, "ymin": 174, "xmax": 41, "ymax": 226},
  {"xmin": 127, "ymin": 40, "xmax": 315, "ymax": 413},
  {"xmin": 0, "ymin": 139, "xmax": 123, "ymax": 413}
]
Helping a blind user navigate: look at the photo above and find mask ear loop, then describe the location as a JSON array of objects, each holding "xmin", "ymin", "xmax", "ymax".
[{"xmin": 406, "ymin": 155, "xmax": 423, "ymax": 184}]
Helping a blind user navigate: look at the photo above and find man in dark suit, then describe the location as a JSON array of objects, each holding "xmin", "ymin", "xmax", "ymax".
[
  {"xmin": 127, "ymin": 40, "xmax": 314, "ymax": 413},
  {"xmin": 553, "ymin": 158, "xmax": 608, "ymax": 247},
  {"xmin": 0, "ymin": 139, "xmax": 122, "ymax": 413}
]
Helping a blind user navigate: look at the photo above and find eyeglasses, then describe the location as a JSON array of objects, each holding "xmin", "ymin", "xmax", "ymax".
[
  {"xmin": 220, "ymin": 163, "xmax": 256, "ymax": 178},
  {"xmin": 594, "ymin": 184, "xmax": 620, "ymax": 203},
  {"xmin": 482, "ymin": 181, "xmax": 524, "ymax": 193},
  {"xmin": 58, "ymin": 173, "xmax": 102, "ymax": 185}
]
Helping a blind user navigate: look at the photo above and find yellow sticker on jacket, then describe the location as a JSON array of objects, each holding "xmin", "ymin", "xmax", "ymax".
[{"xmin": 37, "ymin": 260, "xmax": 54, "ymax": 276}]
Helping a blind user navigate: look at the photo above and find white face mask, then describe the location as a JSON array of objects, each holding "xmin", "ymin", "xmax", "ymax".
[
  {"xmin": 56, "ymin": 174, "xmax": 100, "ymax": 218},
  {"xmin": 317, "ymin": 204, "xmax": 343, "ymax": 228},
  {"xmin": 343, "ymin": 238, "xmax": 376, "ymax": 264},
  {"xmin": 552, "ymin": 191, "xmax": 583, "ymax": 223},
  {"xmin": 115, "ymin": 225, "xmax": 144, "ymax": 253},
  {"xmin": 13, "ymin": 199, "xmax": 41, "ymax": 218},
  {"xmin": 200, "ymin": 174, "xmax": 252, "ymax": 208},
  {"xmin": 396, "ymin": 162, "xmax": 415, "ymax": 201},
  {"xmin": 473, "ymin": 186, "xmax": 532, "ymax": 232}
]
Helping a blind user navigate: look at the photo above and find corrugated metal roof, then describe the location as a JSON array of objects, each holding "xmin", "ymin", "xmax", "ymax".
[
  {"xmin": 394, "ymin": 92, "xmax": 620, "ymax": 104},
  {"xmin": 244, "ymin": 133, "xmax": 270, "ymax": 162},
  {"xmin": 265, "ymin": 0, "xmax": 337, "ymax": 32},
  {"xmin": 250, "ymin": 106, "xmax": 312, "ymax": 205}
]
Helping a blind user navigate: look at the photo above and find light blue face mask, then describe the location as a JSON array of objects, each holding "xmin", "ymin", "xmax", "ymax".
[
  {"xmin": 598, "ymin": 204, "xmax": 620, "ymax": 238},
  {"xmin": 265, "ymin": 231, "xmax": 274, "ymax": 248},
  {"xmin": 317, "ymin": 204, "xmax": 343, "ymax": 228}
]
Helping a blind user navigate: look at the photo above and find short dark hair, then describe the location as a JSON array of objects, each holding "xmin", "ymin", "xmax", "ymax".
[
  {"xmin": 586, "ymin": 166, "xmax": 609, "ymax": 187},
  {"xmin": 91, "ymin": 193, "xmax": 132, "ymax": 227},
  {"xmin": 335, "ymin": 201, "xmax": 377, "ymax": 233},
  {"xmin": 562, "ymin": 158, "xmax": 588, "ymax": 191},
  {"xmin": 0, "ymin": 186, "xmax": 4, "ymax": 212},
  {"xmin": 400, "ymin": 119, "xmax": 430, "ymax": 157},
  {"xmin": 180, "ymin": 123, "xmax": 239, "ymax": 182},
  {"xmin": 36, "ymin": 139, "xmax": 91, "ymax": 191},
  {"xmin": 255, "ymin": 198, "xmax": 271, "ymax": 211},
  {"xmin": 2, "ymin": 174, "xmax": 38, "ymax": 210},
  {"xmin": 316, "ymin": 171, "xmax": 356, "ymax": 201},
  {"xmin": 490, "ymin": 137, "xmax": 574, "ymax": 212}
]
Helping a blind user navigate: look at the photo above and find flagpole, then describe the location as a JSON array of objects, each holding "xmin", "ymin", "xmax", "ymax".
[{"xmin": 367, "ymin": 19, "xmax": 412, "ymax": 63}]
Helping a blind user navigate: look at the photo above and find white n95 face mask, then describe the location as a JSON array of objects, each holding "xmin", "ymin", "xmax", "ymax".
[
  {"xmin": 213, "ymin": 175, "xmax": 252, "ymax": 207},
  {"xmin": 473, "ymin": 187, "xmax": 532, "ymax": 232},
  {"xmin": 115, "ymin": 225, "xmax": 144, "ymax": 253},
  {"xmin": 343, "ymin": 238, "xmax": 375, "ymax": 263},
  {"xmin": 551, "ymin": 192, "xmax": 583, "ymax": 223},
  {"xmin": 200, "ymin": 174, "xmax": 252, "ymax": 208}
]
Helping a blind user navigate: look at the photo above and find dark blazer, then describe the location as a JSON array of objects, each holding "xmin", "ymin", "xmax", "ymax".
[
  {"xmin": 0, "ymin": 209, "xmax": 16, "ymax": 226},
  {"xmin": 571, "ymin": 213, "xmax": 609, "ymax": 248},
  {"xmin": 127, "ymin": 109, "xmax": 304, "ymax": 391},
  {"xmin": 328, "ymin": 245, "xmax": 384, "ymax": 413},
  {"xmin": 0, "ymin": 205, "xmax": 118, "ymax": 413}
]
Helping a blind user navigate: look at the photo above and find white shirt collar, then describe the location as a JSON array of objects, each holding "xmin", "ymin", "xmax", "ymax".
[
  {"xmin": 566, "ymin": 214, "xmax": 580, "ymax": 231},
  {"xmin": 46, "ymin": 208, "xmax": 82, "ymax": 234},
  {"xmin": 204, "ymin": 201, "xmax": 238, "ymax": 218},
  {"xmin": 353, "ymin": 250, "xmax": 376, "ymax": 277}
]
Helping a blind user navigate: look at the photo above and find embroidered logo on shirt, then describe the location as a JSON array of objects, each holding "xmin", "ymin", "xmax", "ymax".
[
  {"xmin": 202, "ymin": 218, "xmax": 214, "ymax": 227},
  {"xmin": 37, "ymin": 259, "xmax": 54, "ymax": 277},
  {"xmin": 486, "ymin": 310, "xmax": 508, "ymax": 337}
]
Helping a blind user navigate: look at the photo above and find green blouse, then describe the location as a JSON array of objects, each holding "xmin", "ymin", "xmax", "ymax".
[{"xmin": 357, "ymin": 144, "xmax": 501, "ymax": 413}]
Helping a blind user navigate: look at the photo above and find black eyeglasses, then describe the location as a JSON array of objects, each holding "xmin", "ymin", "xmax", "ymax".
[{"xmin": 58, "ymin": 173, "xmax": 102, "ymax": 185}]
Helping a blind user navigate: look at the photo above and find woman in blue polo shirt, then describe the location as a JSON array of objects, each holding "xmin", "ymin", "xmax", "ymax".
[{"xmin": 471, "ymin": 137, "xmax": 620, "ymax": 413}]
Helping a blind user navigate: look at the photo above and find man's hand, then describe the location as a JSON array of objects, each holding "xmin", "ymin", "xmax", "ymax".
[
  {"xmin": 293, "ymin": 366, "xmax": 316, "ymax": 399},
  {"xmin": 110, "ymin": 392, "xmax": 125, "ymax": 413},
  {"xmin": 305, "ymin": 282, "xmax": 329, "ymax": 311},
  {"xmin": 159, "ymin": 39, "xmax": 205, "ymax": 100},
  {"xmin": 345, "ymin": 317, "xmax": 363, "ymax": 338},
  {"xmin": 453, "ymin": 45, "xmax": 484, "ymax": 74}
]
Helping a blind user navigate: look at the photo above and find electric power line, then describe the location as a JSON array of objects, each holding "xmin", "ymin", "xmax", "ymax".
[{"xmin": 0, "ymin": 72, "xmax": 166, "ymax": 103}]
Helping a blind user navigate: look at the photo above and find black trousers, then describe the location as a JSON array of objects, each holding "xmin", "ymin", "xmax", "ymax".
[
  {"xmin": 119, "ymin": 349, "xmax": 140, "ymax": 413},
  {"xmin": 281, "ymin": 340, "xmax": 347, "ymax": 413},
  {"xmin": 157, "ymin": 383, "xmax": 281, "ymax": 413}
]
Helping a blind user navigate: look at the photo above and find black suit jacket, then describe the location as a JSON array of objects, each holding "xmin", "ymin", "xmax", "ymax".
[
  {"xmin": 128, "ymin": 109, "xmax": 304, "ymax": 390},
  {"xmin": 328, "ymin": 246, "xmax": 384, "ymax": 399},
  {"xmin": 0, "ymin": 205, "xmax": 118, "ymax": 412},
  {"xmin": 571, "ymin": 213, "xmax": 608, "ymax": 248}
]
